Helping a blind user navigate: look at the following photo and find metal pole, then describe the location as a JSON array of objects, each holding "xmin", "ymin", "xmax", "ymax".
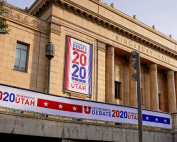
[
  {"xmin": 136, "ymin": 53, "xmax": 143, "ymax": 142},
  {"xmin": 47, "ymin": 58, "xmax": 51, "ymax": 94}
]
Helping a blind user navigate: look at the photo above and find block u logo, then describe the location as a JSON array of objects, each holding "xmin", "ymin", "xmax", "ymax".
[{"xmin": 84, "ymin": 106, "xmax": 91, "ymax": 114}]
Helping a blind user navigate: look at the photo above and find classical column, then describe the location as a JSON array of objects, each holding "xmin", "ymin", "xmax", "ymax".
[
  {"xmin": 129, "ymin": 56, "xmax": 137, "ymax": 107},
  {"xmin": 175, "ymin": 72, "xmax": 177, "ymax": 110},
  {"xmin": 105, "ymin": 45, "xmax": 114, "ymax": 104},
  {"xmin": 167, "ymin": 71, "xmax": 176, "ymax": 113},
  {"xmin": 149, "ymin": 64, "xmax": 159, "ymax": 111}
]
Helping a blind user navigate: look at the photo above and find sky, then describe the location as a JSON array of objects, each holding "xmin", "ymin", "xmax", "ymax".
[{"xmin": 6, "ymin": 0, "xmax": 177, "ymax": 41}]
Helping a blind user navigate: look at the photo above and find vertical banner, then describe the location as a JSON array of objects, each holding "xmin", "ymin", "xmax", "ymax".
[{"xmin": 65, "ymin": 36, "xmax": 92, "ymax": 95}]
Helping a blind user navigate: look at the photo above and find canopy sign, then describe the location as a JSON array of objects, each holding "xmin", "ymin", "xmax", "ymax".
[{"xmin": 0, "ymin": 84, "xmax": 172, "ymax": 129}]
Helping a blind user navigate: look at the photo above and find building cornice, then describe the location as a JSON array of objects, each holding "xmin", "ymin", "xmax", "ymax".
[
  {"xmin": 28, "ymin": 0, "xmax": 42, "ymax": 12},
  {"xmin": 3, "ymin": 0, "xmax": 177, "ymax": 60},
  {"xmin": 91, "ymin": 0, "xmax": 177, "ymax": 45},
  {"xmin": 31, "ymin": 0, "xmax": 177, "ymax": 59},
  {"xmin": 4, "ymin": 3, "xmax": 27, "ymax": 12},
  {"xmin": 28, "ymin": 0, "xmax": 47, "ymax": 15},
  {"xmin": 1, "ymin": 4, "xmax": 49, "ymax": 34}
]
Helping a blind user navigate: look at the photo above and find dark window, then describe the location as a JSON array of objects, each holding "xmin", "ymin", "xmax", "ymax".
[
  {"xmin": 14, "ymin": 43, "xmax": 28, "ymax": 72},
  {"xmin": 159, "ymin": 94, "xmax": 162, "ymax": 109},
  {"xmin": 115, "ymin": 81, "xmax": 121, "ymax": 99}
]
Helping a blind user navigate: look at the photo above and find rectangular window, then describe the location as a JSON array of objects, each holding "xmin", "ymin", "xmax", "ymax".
[
  {"xmin": 115, "ymin": 81, "xmax": 121, "ymax": 99},
  {"xmin": 14, "ymin": 43, "xmax": 28, "ymax": 72},
  {"xmin": 159, "ymin": 93, "xmax": 162, "ymax": 109}
]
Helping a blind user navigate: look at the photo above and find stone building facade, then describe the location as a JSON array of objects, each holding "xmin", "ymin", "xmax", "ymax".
[{"xmin": 0, "ymin": 0, "xmax": 177, "ymax": 141}]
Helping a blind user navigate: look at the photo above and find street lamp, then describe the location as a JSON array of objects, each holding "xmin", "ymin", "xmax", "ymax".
[
  {"xmin": 46, "ymin": 42, "xmax": 55, "ymax": 94},
  {"xmin": 130, "ymin": 51, "xmax": 143, "ymax": 142}
]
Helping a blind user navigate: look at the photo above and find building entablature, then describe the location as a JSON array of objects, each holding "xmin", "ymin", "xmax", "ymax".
[
  {"xmin": 28, "ymin": 0, "xmax": 177, "ymax": 60},
  {"xmin": 1, "ymin": 3, "xmax": 49, "ymax": 34}
]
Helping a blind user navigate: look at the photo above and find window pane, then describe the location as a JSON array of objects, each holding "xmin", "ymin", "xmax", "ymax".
[
  {"xmin": 17, "ymin": 43, "xmax": 27, "ymax": 50},
  {"xmin": 20, "ymin": 50, "xmax": 27, "ymax": 71},
  {"xmin": 14, "ymin": 48, "xmax": 20, "ymax": 70}
]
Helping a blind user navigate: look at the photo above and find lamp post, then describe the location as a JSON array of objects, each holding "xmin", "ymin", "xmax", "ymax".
[
  {"xmin": 46, "ymin": 42, "xmax": 55, "ymax": 94},
  {"xmin": 130, "ymin": 51, "xmax": 143, "ymax": 142}
]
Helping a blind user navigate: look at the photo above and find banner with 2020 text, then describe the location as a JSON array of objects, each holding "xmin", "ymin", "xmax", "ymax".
[
  {"xmin": 65, "ymin": 36, "xmax": 92, "ymax": 95},
  {"xmin": 0, "ymin": 84, "xmax": 172, "ymax": 129}
]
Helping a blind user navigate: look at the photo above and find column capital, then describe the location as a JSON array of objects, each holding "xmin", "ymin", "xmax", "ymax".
[
  {"xmin": 149, "ymin": 63, "xmax": 157, "ymax": 71},
  {"xmin": 98, "ymin": 41, "xmax": 106, "ymax": 52},
  {"xmin": 106, "ymin": 45, "xmax": 114, "ymax": 55},
  {"xmin": 50, "ymin": 23, "xmax": 61, "ymax": 35},
  {"xmin": 167, "ymin": 70, "xmax": 174, "ymax": 78}
]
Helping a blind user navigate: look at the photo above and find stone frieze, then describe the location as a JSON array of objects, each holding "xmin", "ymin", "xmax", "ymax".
[{"xmin": 1, "ymin": 7, "xmax": 49, "ymax": 33}]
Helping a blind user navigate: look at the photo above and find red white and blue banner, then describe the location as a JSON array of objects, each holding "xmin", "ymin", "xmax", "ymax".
[
  {"xmin": 65, "ymin": 36, "xmax": 92, "ymax": 95},
  {"xmin": 0, "ymin": 84, "xmax": 172, "ymax": 129}
]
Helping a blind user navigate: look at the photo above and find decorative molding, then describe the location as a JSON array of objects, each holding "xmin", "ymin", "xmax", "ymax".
[
  {"xmin": 50, "ymin": 23, "xmax": 61, "ymax": 35},
  {"xmin": 2, "ymin": 6, "xmax": 49, "ymax": 33},
  {"xmin": 149, "ymin": 64, "xmax": 157, "ymax": 71},
  {"xmin": 27, "ymin": 0, "xmax": 177, "ymax": 58},
  {"xmin": 90, "ymin": 0, "xmax": 177, "ymax": 44},
  {"xmin": 106, "ymin": 46, "xmax": 114, "ymax": 55},
  {"xmin": 98, "ymin": 41, "xmax": 106, "ymax": 52}
]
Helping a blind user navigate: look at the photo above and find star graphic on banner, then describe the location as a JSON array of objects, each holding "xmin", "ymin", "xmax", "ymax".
[
  {"xmin": 44, "ymin": 102, "xmax": 48, "ymax": 107},
  {"xmin": 156, "ymin": 118, "xmax": 158, "ymax": 121},
  {"xmin": 59, "ymin": 104, "xmax": 63, "ymax": 109},
  {"xmin": 73, "ymin": 106, "xmax": 77, "ymax": 111},
  {"xmin": 146, "ymin": 116, "xmax": 149, "ymax": 120},
  {"xmin": 164, "ymin": 119, "xmax": 167, "ymax": 123}
]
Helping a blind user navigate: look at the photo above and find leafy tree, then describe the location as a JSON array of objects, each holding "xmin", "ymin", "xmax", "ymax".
[{"xmin": 0, "ymin": 0, "xmax": 9, "ymax": 34}]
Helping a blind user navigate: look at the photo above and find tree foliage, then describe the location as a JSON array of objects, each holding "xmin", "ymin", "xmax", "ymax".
[{"xmin": 0, "ymin": 0, "xmax": 10, "ymax": 34}]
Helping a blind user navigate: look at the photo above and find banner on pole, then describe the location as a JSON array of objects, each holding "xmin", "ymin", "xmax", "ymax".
[
  {"xmin": 0, "ymin": 84, "xmax": 172, "ymax": 129},
  {"xmin": 65, "ymin": 36, "xmax": 92, "ymax": 95}
]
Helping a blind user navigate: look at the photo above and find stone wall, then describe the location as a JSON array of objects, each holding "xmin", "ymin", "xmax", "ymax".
[
  {"xmin": 0, "ymin": 22, "xmax": 48, "ymax": 92},
  {"xmin": 0, "ymin": 112, "xmax": 173, "ymax": 142}
]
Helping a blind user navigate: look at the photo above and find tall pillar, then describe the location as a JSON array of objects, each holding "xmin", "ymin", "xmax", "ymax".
[
  {"xmin": 105, "ymin": 45, "xmax": 114, "ymax": 104},
  {"xmin": 149, "ymin": 64, "xmax": 159, "ymax": 111},
  {"xmin": 167, "ymin": 71, "xmax": 176, "ymax": 113},
  {"xmin": 175, "ymin": 72, "xmax": 177, "ymax": 110},
  {"xmin": 129, "ymin": 56, "xmax": 137, "ymax": 107}
]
